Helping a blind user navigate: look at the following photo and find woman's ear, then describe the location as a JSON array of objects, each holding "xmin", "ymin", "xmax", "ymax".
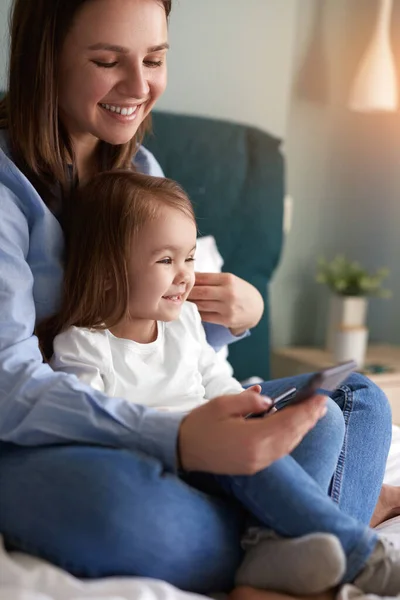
[
  {"xmin": 104, "ymin": 277, "xmax": 113, "ymax": 291},
  {"xmin": 104, "ymin": 271, "xmax": 114, "ymax": 291}
]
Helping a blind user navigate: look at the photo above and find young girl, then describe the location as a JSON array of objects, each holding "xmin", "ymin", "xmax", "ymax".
[
  {"xmin": 42, "ymin": 169, "xmax": 400, "ymax": 598},
  {"xmin": 45, "ymin": 170, "xmax": 245, "ymax": 411}
]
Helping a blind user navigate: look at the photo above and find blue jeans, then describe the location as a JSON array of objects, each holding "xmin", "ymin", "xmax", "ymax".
[
  {"xmin": 210, "ymin": 450, "xmax": 377, "ymax": 584},
  {"xmin": 0, "ymin": 373, "xmax": 392, "ymax": 593}
]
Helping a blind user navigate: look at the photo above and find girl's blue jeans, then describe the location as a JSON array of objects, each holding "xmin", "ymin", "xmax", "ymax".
[{"xmin": 0, "ymin": 373, "xmax": 392, "ymax": 593}]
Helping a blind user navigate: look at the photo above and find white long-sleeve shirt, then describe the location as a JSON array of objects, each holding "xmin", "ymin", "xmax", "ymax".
[{"xmin": 51, "ymin": 302, "xmax": 244, "ymax": 413}]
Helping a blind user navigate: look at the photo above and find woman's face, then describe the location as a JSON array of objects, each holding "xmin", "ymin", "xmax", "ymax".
[{"xmin": 58, "ymin": 0, "xmax": 168, "ymax": 150}]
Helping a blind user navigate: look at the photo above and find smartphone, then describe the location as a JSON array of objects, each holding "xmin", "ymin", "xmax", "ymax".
[
  {"xmin": 285, "ymin": 359, "xmax": 357, "ymax": 407},
  {"xmin": 244, "ymin": 359, "xmax": 357, "ymax": 419},
  {"xmin": 245, "ymin": 386, "xmax": 297, "ymax": 419}
]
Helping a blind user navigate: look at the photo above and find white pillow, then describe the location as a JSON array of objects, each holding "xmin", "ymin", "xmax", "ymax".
[
  {"xmin": 195, "ymin": 236, "xmax": 224, "ymax": 273},
  {"xmin": 194, "ymin": 236, "xmax": 231, "ymax": 366}
]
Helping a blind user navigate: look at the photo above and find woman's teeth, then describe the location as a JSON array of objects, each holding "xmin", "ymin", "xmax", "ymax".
[
  {"xmin": 163, "ymin": 295, "xmax": 181, "ymax": 301},
  {"xmin": 100, "ymin": 104, "xmax": 138, "ymax": 116}
]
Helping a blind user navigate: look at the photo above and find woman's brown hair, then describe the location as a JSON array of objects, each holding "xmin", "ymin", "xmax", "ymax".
[
  {"xmin": 0, "ymin": 0, "xmax": 172, "ymax": 207},
  {"xmin": 37, "ymin": 170, "xmax": 195, "ymax": 358}
]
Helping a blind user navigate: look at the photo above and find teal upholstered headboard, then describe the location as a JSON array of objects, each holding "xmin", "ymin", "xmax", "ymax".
[{"xmin": 145, "ymin": 111, "xmax": 284, "ymax": 381}]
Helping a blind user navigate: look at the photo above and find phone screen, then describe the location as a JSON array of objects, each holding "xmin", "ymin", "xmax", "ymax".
[
  {"xmin": 244, "ymin": 360, "xmax": 357, "ymax": 418},
  {"xmin": 287, "ymin": 360, "xmax": 357, "ymax": 407}
]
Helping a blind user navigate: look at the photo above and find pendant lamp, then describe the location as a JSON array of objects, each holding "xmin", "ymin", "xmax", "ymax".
[{"xmin": 349, "ymin": 0, "xmax": 398, "ymax": 112}]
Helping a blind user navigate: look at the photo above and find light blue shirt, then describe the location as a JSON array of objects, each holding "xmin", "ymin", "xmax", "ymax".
[{"xmin": 0, "ymin": 131, "xmax": 248, "ymax": 470}]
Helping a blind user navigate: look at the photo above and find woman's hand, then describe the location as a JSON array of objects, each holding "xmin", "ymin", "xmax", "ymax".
[
  {"xmin": 178, "ymin": 389, "xmax": 328, "ymax": 474},
  {"xmin": 243, "ymin": 385, "xmax": 277, "ymax": 414},
  {"xmin": 188, "ymin": 272, "xmax": 264, "ymax": 335}
]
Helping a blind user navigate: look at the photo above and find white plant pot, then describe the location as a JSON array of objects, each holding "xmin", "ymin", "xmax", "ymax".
[
  {"xmin": 326, "ymin": 295, "xmax": 368, "ymax": 352},
  {"xmin": 333, "ymin": 326, "xmax": 369, "ymax": 369}
]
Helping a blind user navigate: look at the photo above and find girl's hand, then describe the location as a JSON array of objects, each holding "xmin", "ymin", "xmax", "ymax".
[
  {"xmin": 178, "ymin": 389, "xmax": 328, "ymax": 474},
  {"xmin": 245, "ymin": 384, "xmax": 262, "ymax": 394},
  {"xmin": 188, "ymin": 272, "xmax": 264, "ymax": 335}
]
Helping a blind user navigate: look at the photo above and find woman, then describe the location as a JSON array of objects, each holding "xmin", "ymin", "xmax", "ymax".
[{"xmin": 0, "ymin": 0, "xmax": 398, "ymax": 597}]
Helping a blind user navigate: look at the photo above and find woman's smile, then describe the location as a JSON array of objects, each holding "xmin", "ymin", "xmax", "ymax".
[{"xmin": 99, "ymin": 102, "xmax": 142, "ymax": 122}]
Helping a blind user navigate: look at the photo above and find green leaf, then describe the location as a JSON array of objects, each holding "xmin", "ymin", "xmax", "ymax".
[{"xmin": 315, "ymin": 255, "xmax": 391, "ymax": 298}]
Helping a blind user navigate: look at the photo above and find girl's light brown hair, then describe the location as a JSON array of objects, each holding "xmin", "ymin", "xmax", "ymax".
[
  {"xmin": 37, "ymin": 170, "xmax": 195, "ymax": 357},
  {"xmin": 0, "ymin": 0, "xmax": 172, "ymax": 207}
]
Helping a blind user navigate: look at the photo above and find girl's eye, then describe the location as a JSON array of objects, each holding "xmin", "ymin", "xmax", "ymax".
[
  {"xmin": 93, "ymin": 61, "xmax": 118, "ymax": 69},
  {"xmin": 144, "ymin": 60, "xmax": 163, "ymax": 68},
  {"xmin": 186, "ymin": 257, "xmax": 195, "ymax": 263},
  {"xmin": 157, "ymin": 258, "xmax": 172, "ymax": 265}
]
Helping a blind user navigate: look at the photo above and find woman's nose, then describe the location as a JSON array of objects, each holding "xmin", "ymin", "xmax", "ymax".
[{"xmin": 118, "ymin": 64, "xmax": 150, "ymax": 100}]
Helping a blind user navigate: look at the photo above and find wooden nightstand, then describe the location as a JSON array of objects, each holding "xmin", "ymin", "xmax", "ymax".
[{"xmin": 271, "ymin": 345, "xmax": 400, "ymax": 425}]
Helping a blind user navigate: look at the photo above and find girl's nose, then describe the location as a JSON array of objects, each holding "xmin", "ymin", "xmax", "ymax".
[{"xmin": 175, "ymin": 268, "xmax": 191, "ymax": 285}]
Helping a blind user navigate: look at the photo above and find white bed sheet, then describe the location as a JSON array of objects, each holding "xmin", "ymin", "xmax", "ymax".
[
  {"xmin": 1, "ymin": 426, "xmax": 399, "ymax": 600},
  {"xmin": 0, "ymin": 542, "xmax": 205, "ymax": 600},
  {"xmin": 375, "ymin": 425, "xmax": 400, "ymax": 549},
  {"xmin": 383, "ymin": 426, "xmax": 400, "ymax": 487}
]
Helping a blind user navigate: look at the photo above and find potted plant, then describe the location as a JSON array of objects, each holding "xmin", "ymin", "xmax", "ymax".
[{"xmin": 316, "ymin": 255, "xmax": 391, "ymax": 365}]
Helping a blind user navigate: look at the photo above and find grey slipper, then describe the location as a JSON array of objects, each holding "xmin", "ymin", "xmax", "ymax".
[
  {"xmin": 235, "ymin": 528, "xmax": 346, "ymax": 595},
  {"xmin": 353, "ymin": 538, "xmax": 400, "ymax": 596}
]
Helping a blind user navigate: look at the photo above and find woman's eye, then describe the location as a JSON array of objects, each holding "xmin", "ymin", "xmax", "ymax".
[
  {"xmin": 93, "ymin": 61, "xmax": 118, "ymax": 69},
  {"xmin": 186, "ymin": 257, "xmax": 195, "ymax": 263},
  {"xmin": 144, "ymin": 60, "xmax": 163, "ymax": 68},
  {"xmin": 157, "ymin": 258, "xmax": 172, "ymax": 265}
]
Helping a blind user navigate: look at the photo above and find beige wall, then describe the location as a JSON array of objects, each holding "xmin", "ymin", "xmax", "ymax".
[
  {"xmin": 271, "ymin": 0, "xmax": 400, "ymax": 348},
  {"xmin": 158, "ymin": 0, "xmax": 298, "ymax": 139}
]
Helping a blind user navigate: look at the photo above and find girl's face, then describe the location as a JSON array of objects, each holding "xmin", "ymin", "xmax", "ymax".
[
  {"xmin": 58, "ymin": 0, "xmax": 168, "ymax": 150},
  {"xmin": 127, "ymin": 206, "xmax": 197, "ymax": 323}
]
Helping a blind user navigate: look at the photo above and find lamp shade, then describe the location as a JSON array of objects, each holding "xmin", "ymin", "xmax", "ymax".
[{"xmin": 349, "ymin": 0, "xmax": 398, "ymax": 112}]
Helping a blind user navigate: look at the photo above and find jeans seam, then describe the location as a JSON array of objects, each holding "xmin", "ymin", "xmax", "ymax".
[{"xmin": 330, "ymin": 384, "xmax": 352, "ymax": 506}]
